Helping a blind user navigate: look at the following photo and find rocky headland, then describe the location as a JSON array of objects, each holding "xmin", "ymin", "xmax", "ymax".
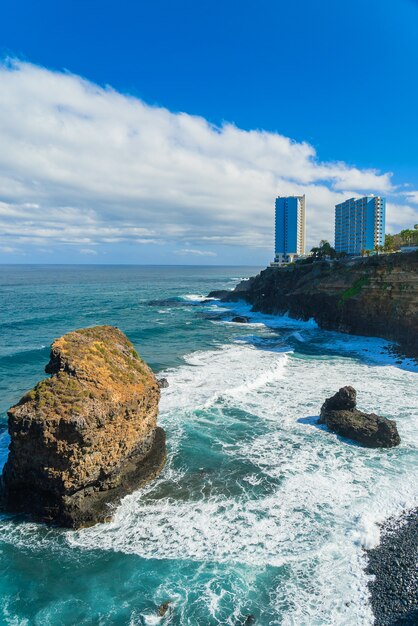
[
  {"xmin": 211, "ymin": 251, "xmax": 418, "ymax": 358},
  {"xmin": 319, "ymin": 386, "xmax": 400, "ymax": 447},
  {"xmin": 1, "ymin": 325, "xmax": 166, "ymax": 528}
]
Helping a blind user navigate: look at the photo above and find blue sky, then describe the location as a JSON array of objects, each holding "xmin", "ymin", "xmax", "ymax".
[{"xmin": 0, "ymin": 0, "xmax": 417, "ymax": 264}]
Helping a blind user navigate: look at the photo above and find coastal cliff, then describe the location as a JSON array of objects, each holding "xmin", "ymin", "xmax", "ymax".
[
  {"xmin": 219, "ymin": 252, "xmax": 418, "ymax": 357},
  {"xmin": 1, "ymin": 326, "xmax": 166, "ymax": 528}
]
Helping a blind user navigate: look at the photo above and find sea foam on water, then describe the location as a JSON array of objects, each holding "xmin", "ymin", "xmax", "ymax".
[{"xmin": 68, "ymin": 314, "xmax": 418, "ymax": 625}]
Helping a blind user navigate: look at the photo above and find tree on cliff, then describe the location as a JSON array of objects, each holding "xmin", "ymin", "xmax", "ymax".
[
  {"xmin": 311, "ymin": 240, "xmax": 337, "ymax": 259},
  {"xmin": 400, "ymin": 229, "xmax": 418, "ymax": 246},
  {"xmin": 384, "ymin": 234, "xmax": 396, "ymax": 252}
]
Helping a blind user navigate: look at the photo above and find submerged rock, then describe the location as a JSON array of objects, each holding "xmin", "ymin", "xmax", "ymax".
[
  {"xmin": 318, "ymin": 386, "xmax": 400, "ymax": 448},
  {"xmin": 157, "ymin": 601, "xmax": 171, "ymax": 616},
  {"xmin": 231, "ymin": 315, "xmax": 250, "ymax": 323},
  {"xmin": 1, "ymin": 326, "xmax": 166, "ymax": 528}
]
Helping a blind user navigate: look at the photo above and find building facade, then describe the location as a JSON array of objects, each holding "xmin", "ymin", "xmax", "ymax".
[
  {"xmin": 334, "ymin": 196, "xmax": 385, "ymax": 255},
  {"xmin": 273, "ymin": 195, "xmax": 306, "ymax": 265}
]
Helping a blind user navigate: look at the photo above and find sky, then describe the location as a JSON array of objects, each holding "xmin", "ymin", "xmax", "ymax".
[{"xmin": 0, "ymin": 0, "xmax": 417, "ymax": 265}]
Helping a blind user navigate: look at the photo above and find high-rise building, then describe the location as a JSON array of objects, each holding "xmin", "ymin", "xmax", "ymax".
[
  {"xmin": 334, "ymin": 196, "xmax": 385, "ymax": 255},
  {"xmin": 273, "ymin": 195, "xmax": 306, "ymax": 265}
]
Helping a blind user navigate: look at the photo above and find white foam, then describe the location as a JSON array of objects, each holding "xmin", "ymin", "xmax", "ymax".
[
  {"xmin": 181, "ymin": 294, "xmax": 213, "ymax": 302},
  {"xmin": 210, "ymin": 299, "xmax": 319, "ymax": 331},
  {"xmin": 62, "ymin": 336, "xmax": 418, "ymax": 624}
]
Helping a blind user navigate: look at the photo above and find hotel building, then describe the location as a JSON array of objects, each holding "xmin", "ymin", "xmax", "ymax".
[
  {"xmin": 273, "ymin": 195, "xmax": 306, "ymax": 265},
  {"xmin": 334, "ymin": 196, "xmax": 385, "ymax": 255}
]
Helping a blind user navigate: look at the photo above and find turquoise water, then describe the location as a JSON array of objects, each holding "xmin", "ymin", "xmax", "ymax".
[{"xmin": 0, "ymin": 265, "xmax": 417, "ymax": 626}]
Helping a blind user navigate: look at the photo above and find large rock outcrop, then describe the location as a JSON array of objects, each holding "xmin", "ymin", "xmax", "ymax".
[
  {"xmin": 1, "ymin": 326, "xmax": 166, "ymax": 528},
  {"xmin": 318, "ymin": 386, "xmax": 400, "ymax": 447},
  {"xmin": 218, "ymin": 252, "xmax": 418, "ymax": 358}
]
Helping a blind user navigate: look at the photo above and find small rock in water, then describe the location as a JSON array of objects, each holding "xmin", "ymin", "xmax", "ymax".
[
  {"xmin": 158, "ymin": 601, "xmax": 171, "ymax": 616},
  {"xmin": 318, "ymin": 386, "xmax": 400, "ymax": 447},
  {"xmin": 231, "ymin": 315, "xmax": 250, "ymax": 323},
  {"xmin": 158, "ymin": 377, "xmax": 169, "ymax": 388}
]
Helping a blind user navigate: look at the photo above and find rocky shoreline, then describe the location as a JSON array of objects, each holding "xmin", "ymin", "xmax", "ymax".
[
  {"xmin": 211, "ymin": 251, "xmax": 418, "ymax": 358},
  {"xmin": 366, "ymin": 509, "xmax": 418, "ymax": 625}
]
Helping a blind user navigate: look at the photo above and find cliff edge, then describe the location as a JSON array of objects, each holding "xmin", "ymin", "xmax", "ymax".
[
  {"xmin": 219, "ymin": 252, "xmax": 418, "ymax": 357},
  {"xmin": 1, "ymin": 325, "xmax": 166, "ymax": 528}
]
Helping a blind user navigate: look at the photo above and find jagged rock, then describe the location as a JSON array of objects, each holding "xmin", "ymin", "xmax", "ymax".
[
  {"xmin": 320, "ymin": 385, "xmax": 357, "ymax": 413},
  {"xmin": 231, "ymin": 316, "xmax": 250, "ymax": 323},
  {"xmin": 318, "ymin": 386, "xmax": 400, "ymax": 448},
  {"xmin": 157, "ymin": 377, "xmax": 169, "ymax": 389},
  {"xmin": 158, "ymin": 601, "xmax": 171, "ymax": 616},
  {"xmin": 1, "ymin": 326, "xmax": 166, "ymax": 528}
]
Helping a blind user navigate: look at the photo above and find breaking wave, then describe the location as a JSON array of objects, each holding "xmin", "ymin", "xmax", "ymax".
[{"xmin": 68, "ymin": 336, "xmax": 418, "ymax": 625}]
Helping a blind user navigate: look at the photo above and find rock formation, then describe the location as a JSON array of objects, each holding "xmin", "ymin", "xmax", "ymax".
[
  {"xmin": 217, "ymin": 252, "xmax": 418, "ymax": 358},
  {"xmin": 1, "ymin": 326, "xmax": 166, "ymax": 528},
  {"xmin": 231, "ymin": 316, "xmax": 250, "ymax": 323},
  {"xmin": 318, "ymin": 386, "xmax": 400, "ymax": 447}
]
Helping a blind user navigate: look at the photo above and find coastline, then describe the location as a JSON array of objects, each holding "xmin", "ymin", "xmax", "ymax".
[
  {"xmin": 213, "ymin": 252, "xmax": 418, "ymax": 360},
  {"xmin": 366, "ymin": 509, "xmax": 418, "ymax": 625},
  {"xmin": 1, "ymin": 265, "xmax": 417, "ymax": 623},
  {"xmin": 207, "ymin": 286, "xmax": 418, "ymax": 623}
]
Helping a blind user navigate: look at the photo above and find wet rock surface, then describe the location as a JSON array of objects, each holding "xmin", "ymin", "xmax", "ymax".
[
  {"xmin": 366, "ymin": 509, "xmax": 418, "ymax": 626},
  {"xmin": 157, "ymin": 601, "xmax": 171, "ymax": 616},
  {"xmin": 157, "ymin": 377, "xmax": 169, "ymax": 388},
  {"xmin": 318, "ymin": 386, "xmax": 400, "ymax": 447},
  {"xmin": 1, "ymin": 325, "xmax": 166, "ymax": 528},
  {"xmin": 231, "ymin": 315, "xmax": 250, "ymax": 323}
]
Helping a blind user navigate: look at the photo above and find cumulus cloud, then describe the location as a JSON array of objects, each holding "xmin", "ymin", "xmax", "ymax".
[
  {"xmin": 385, "ymin": 203, "xmax": 418, "ymax": 233},
  {"xmin": 0, "ymin": 59, "xmax": 415, "ymax": 261},
  {"xmin": 175, "ymin": 248, "xmax": 217, "ymax": 257}
]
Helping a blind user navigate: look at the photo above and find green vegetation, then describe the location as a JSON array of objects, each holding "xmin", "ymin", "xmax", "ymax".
[
  {"xmin": 338, "ymin": 276, "xmax": 370, "ymax": 306},
  {"xmin": 310, "ymin": 239, "xmax": 338, "ymax": 260},
  {"xmin": 384, "ymin": 225, "xmax": 418, "ymax": 252}
]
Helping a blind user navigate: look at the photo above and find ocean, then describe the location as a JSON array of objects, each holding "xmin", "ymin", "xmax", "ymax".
[{"xmin": 0, "ymin": 265, "xmax": 417, "ymax": 626}]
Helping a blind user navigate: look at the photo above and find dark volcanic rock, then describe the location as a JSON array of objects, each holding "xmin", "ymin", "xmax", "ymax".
[
  {"xmin": 207, "ymin": 289, "xmax": 231, "ymax": 299},
  {"xmin": 320, "ymin": 385, "xmax": 357, "ymax": 412},
  {"xmin": 158, "ymin": 377, "xmax": 169, "ymax": 388},
  {"xmin": 366, "ymin": 509, "xmax": 418, "ymax": 626},
  {"xmin": 1, "ymin": 326, "xmax": 166, "ymax": 528},
  {"xmin": 318, "ymin": 386, "xmax": 400, "ymax": 447},
  {"xmin": 231, "ymin": 316, "xmax": 250, "ymax": 323},
  {"xmin": 219, "ymin": 252, "xmax": 418, "ymax": 358}
]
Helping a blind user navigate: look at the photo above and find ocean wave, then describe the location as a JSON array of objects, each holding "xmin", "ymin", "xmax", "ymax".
[
  {"xmin": 68, "ymin": 337, "xmax": 418, "ymax": 624},
  {"xmin": 181, "ymin": 294, "xmax": 215, "ymax": 302}
]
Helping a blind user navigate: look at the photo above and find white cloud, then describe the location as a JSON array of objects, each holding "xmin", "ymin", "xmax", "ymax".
[
  {"xmin": 175, "ymin": 248, "xmax": 217, "ymax": 257},
  {"xmin": 79, "ymin": 248, "xmax": 98, "ymax": 256},
  {"xmin": 385, "ymin": 203, "xmax": 418, "ymax": 233},
  {"xmin": 0, "ymin": 59, "xmax": 415, "ymax": 259},
  {"xmin": 402, "ymin": 191, "xmax": 418, "ymax": 205}
]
